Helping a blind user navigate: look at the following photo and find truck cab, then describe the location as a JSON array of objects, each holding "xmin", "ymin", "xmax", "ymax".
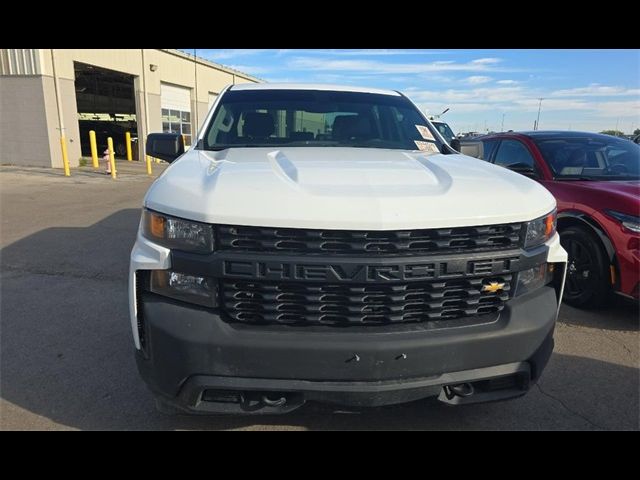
[{"xmin": 431, "ymin": 119, "xmax": 456, "ymax": 145}]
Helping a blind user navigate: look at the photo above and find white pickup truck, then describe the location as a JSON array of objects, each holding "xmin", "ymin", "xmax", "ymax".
[{"xmin": 130, "ymin": 83, "xmax": 567, "ymax": 414}]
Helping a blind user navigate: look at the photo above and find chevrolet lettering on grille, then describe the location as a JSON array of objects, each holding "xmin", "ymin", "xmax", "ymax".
[{"xmin": 222, "ymin": 257, "xmax": 519, "ymax": 283}]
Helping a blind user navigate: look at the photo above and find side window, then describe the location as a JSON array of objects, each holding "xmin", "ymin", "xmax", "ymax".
[
  {"xmin": 481, "ymin": 139, "xmax": 499, "ymax": 160},
  {"xmin": 494, "ymin": 139, "xmax": 536, "ymax": 170}
]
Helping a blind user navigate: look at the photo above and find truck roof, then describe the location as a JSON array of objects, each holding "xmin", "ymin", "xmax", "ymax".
[{"xmin": 229, "ymin": 83, "xmax": 401, "ymax": 96}]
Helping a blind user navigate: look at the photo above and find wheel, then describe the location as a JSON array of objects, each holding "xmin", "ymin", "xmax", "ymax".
[{"xmin": 560, "ymin": 225, "xmax": 611, "ymax": 308}]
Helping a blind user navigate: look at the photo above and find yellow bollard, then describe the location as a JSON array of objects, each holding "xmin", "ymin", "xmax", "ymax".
[
  {"xmin": 146, "ymin": 155, "xmax": 153, "ymax": 175},
  {"xmin": 89, "ymin": 130, "xmax": 99, "ymax": 168},
  {"xmin": 60, "ymin": 135, "xmax": 71, "ymax": 177},
  {"xmin": 107, "ymin": 137, "xmax": 117, "ymax": 179},
  {"xmin": 125, "ymin": 132, "xmax": 133, "ymax": 161}
]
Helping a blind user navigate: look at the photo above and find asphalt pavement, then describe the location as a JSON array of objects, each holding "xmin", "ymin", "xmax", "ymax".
[{"xmin": 0, "ymin": 162, "xmax": 638, "ymax": 430}]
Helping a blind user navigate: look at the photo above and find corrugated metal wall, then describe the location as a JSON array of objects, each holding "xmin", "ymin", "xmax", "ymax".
[{"xmin": 0, "ymin": 49, "xmax": 41, "ymax": 75}]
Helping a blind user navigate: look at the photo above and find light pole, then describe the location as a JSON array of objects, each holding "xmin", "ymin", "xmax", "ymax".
[
  {"xmin": 534, "ymin": 98, "xmax": 544, "ymax": 131},
  {"xmin": 193, "ymin": 49, "xmax": 199, "ymax": 133},
  {"xmin": 501, "ymin": 113, "xmax": 505, "ymax": 132},
  {"xmin": 428, "ymin": 107, "xmax": 450, "ymax": 120}
]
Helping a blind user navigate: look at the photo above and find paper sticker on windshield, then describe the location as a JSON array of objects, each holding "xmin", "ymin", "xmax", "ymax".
[
  {"xmin": 415, "ymin": 125, "xmax": 435, "ymax": 140},
  {"xmin": 414, "ymin": 141, "xmax": 438, "ymax": 153}
]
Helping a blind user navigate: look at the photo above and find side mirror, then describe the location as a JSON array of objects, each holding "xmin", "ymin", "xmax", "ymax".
[
  {"xmin": 146, "ymin": 133, "xmax": 185, "ymax": 163},
  {"xmin": 450, "ymin": 138, "xmax": 461, "ymax": 152}
]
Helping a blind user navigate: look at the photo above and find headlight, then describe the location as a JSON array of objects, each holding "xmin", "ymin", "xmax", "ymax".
[
  {"xmin": 514, "ymin": 263, "xmax": 555, "ymax": 297},
  {"xmin": 142, "ymin": 209, "xmax": 214, "ymax": 253},
  {"xmin": 605, "ymin": 210, "xmax": 640, "ymax": 234},
  {"xmin": 524, "ymin": 210, "xmax": 557, "ymax": 249},
  {"xmin": 149, "ymin": 270, "xmax": 217, "ymax": 307}
]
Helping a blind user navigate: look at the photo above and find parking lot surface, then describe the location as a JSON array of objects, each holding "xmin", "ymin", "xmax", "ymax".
[{"xmin": 1, "ymin": 162, "xmax": 638, "ymax": 430}]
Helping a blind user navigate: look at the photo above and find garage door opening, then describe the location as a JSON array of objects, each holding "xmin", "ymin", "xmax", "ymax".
[
  {"xmin": 74, "ymin": 62, "xmax": 138, "ymax": 159},
  {"xmin": 161, "ymin": 82, "xmax": 192, "ymax": 147}
]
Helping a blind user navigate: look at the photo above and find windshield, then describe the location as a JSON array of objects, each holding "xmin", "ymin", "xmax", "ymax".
[
  {"xmin": 534, "ymin": 136, "xmax": 640, "ymax": 180},
  {"xmin": 201, "ymin": 89, "xmax": 442, "ymax": 152},
  {"xmin": 433, "ymin": 121, "xmax": 455, "ymax": 141}
]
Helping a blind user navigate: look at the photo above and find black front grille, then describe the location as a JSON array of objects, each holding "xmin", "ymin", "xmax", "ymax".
[
  {"xmin": 221, "ymin": 275, "xmax": 512, "ymax": 326},
  {"xmin": 217, "ymin": 223, "xmax": 523, "ymax": 256}
]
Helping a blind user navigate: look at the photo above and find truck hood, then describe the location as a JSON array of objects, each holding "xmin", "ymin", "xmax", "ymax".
[{"xmin": 144, "ymin": 147, "xmax": 556, "ymax": 230}]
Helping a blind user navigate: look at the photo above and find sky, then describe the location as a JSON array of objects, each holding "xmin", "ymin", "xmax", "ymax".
[{"xmin": 182, "ymin": 49, "xmax": 639, "ymax": 135}]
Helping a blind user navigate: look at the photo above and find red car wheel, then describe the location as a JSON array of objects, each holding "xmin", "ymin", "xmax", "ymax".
[{"xmin": 560, "ymin": 226, "xmax": 611, "ymax": 308}]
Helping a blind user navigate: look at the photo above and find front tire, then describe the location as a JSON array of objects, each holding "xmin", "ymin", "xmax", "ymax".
[{"xmin": 560, "ymin": 226, "xmax": 611, "ymax": 308}]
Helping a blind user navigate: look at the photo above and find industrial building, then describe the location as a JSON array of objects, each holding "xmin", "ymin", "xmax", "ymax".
[{"xmin": 0, "ymin": 49, "xmax": 260, "ymax": 168}]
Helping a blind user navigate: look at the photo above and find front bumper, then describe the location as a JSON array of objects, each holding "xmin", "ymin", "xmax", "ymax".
[
  {"xmin": 130, "ymin": 231, "xmax": 566, "ymax": 414},
  {"xmin": 135, "ymin": 286, "xmax": 557, "ymax": 414},
  {"xmin": 618, "ymin": 240, "xmax": 640, "ymax": 300}
]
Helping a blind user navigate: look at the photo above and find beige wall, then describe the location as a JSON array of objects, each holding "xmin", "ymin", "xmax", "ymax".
[
  {"xmin": 2, "ymin": 49, "xmax": 259, "ymax": 168},
  {"xmin": 41, "ymin": 76, "xmax": 62, "ymax": 167},
  {"xmin": 59, "ymin": 77, "xmax": 81, "ymax": 167},
  {"xmin": 196, "ymin": 101, "xmax": 211, "ymax": 134},
  {"xmin": 0, "ymin": 76, "xmax": 51, "ymax": 167},
  {"xmin": 147, "ymin": 93, "xmax": 163, "ymax": 132},
  {"xmin": 133, "ymin": 76, "xmax": 146, "ymax": 160}
]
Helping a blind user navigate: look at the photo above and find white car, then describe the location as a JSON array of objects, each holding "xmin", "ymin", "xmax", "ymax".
[{"xmin": 130, "ymin": 83, "xmax": 567, "ymax": 414}]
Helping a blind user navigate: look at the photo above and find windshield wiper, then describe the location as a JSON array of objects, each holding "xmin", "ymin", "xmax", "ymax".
[
  {"xmin": 556, "ymin": 176, "xmax": 595, "ymax": 181},
  {"xmin": 204, "ymin": 143, "xmax": 400, "ymax": 150},
  {"xmin": 346, "ymin": 141, "xmax": 407, "ymax": 149},
  {"xmin": 203, "ymin": 144, "xmax": 275, "ymax": 151}
]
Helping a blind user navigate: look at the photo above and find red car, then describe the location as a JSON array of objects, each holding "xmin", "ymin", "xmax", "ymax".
[{"xmin": 462, "ymin": 131, "xmax": 639, "ymax": 308}]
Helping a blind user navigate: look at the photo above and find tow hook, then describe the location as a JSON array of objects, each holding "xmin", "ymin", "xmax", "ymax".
[
  {"xmin": 444, "ymin": 382, "xmax": 475, "ymax": 400},
  {"xmin": 261, "ymin": 394, "xmax": 287, "ymax": 407}
]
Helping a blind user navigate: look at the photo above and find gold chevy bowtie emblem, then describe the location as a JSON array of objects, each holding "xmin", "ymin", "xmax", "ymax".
[{"xmin": 482, "ymin": 281, "xmax": 505, "ymax": 293}]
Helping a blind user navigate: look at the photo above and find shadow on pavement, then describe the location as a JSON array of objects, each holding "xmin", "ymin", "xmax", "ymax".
[
  {"xmin": 558, "ymin": 297, "xmax": 638, "ymax": 333},
  {"xmin": 1, "ymin": 209, "xmax": 141, "ymax": 281},
  {"xmin": 1, "ymin": 210, "xmax": 638, "ymax": 430}
]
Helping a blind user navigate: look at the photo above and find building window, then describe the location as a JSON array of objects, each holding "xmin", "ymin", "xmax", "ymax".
[{"xmin": 162, "ymin": 108, "xmax": 191, "ymax": 146}]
